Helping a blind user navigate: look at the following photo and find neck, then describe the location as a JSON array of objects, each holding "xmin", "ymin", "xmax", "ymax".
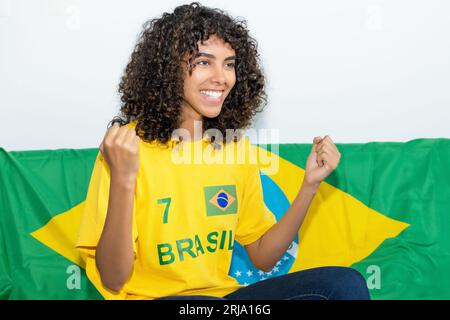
[{"xmin": 179, "ymin": 103, "xmax": 203, "ymax": 141}]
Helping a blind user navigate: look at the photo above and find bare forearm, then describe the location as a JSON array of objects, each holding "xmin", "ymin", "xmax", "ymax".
[
  {"xmin": 255, "ymin": 182, "xmax": 319, "ymax": 271},
  {"xmin": 95, "ymin": 173, "xmax": 136, "ymax": 291}
]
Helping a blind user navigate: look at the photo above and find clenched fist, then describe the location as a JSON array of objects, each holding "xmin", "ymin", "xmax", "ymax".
[
  {"xmin": 304, "ymin": 135, "xmax": 341, "ymax": 188},
  {"xmin": 99, "ymin": 123, "xmax": 140, "ymax": 178}
]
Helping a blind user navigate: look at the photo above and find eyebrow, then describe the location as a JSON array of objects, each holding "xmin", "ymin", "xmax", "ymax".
[{"xmin": 195, "ymin": 52, "xmax": 236, "ymax": 61}]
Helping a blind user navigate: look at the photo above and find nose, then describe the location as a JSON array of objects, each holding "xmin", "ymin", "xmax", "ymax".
[{"xmin": 211, "ymin": 65, "xmax": 227, "ymax": 85}]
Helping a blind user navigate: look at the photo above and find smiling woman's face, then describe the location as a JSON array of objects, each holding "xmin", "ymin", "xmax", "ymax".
[{"xmin": 181, "ymin": 35, "xmax": 237, "ymax": 120}]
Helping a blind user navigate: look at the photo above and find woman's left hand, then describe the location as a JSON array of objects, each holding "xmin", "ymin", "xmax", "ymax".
[{"xmin": 304, "ymin": 135, "xmax": 341, "ymax": 188}]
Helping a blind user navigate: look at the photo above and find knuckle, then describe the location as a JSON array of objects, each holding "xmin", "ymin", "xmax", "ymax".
[
  {"xmin": 103, "ymin": 140, "xmax": 113, "ymax": 148},
  {"xmin": 124, "ymin": 143, "xmax": 138, "ymax": 154},
  {"xmin": 108, "ymin": 139, "xmax": 124, "ymax": 150}
]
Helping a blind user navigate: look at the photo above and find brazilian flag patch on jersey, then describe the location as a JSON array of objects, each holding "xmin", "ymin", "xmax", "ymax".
[{"xmin": 204, "ymin": 185, "xmax": 237, "ymax": 216}]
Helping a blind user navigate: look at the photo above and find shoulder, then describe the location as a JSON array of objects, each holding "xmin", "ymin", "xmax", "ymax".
[{"xmin": 222, "ymin": 134, "xmax": 259, "ymax": 168}]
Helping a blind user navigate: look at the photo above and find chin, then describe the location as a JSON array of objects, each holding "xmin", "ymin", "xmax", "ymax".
[{"xmin": 201, "ymin": 106, "xmax": 223, "ymax": 118}]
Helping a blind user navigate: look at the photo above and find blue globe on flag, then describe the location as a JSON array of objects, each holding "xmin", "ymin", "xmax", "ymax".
[{"xmin": 229, "ymin": 173, "xmax": 298, "ymax": 286}]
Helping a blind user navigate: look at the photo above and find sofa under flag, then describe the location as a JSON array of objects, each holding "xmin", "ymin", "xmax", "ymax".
[{"xmin": 1, "ymin": 138, "xmax": 449, "ymax": 299}]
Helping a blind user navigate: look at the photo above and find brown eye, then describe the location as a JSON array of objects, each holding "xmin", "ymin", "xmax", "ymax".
[{"xmin": 196, "ymin": 60, "xmax": 209, "ymax": 66}]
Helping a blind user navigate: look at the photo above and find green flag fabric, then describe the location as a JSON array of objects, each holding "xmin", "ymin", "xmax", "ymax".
[{"xmin": 0, "ymin": 138, "xmax": 449, "ymax": 299}]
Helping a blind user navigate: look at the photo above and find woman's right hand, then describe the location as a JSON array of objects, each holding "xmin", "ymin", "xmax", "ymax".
[{"xmin": 99, "ymin": 123, "xmax": 140, "ymax": 178}]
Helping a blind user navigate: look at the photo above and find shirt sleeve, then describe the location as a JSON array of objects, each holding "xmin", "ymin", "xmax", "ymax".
[
  {"xmin": 76, "ymin": 151, "xmax": 138, "ymax": 256},
  {"xmin": 235, "ymin": 141, "xmax": 276, "ymax": 246}
]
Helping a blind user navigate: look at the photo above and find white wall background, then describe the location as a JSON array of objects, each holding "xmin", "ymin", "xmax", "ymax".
[{"xmin": 1, "ymin": 0, "xmax": 449, "ymax": 151}]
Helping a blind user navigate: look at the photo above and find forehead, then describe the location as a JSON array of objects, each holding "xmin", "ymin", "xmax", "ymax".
[{"xmin": 198, "ymin": 35, "xmax": 235, "ymax": 55}]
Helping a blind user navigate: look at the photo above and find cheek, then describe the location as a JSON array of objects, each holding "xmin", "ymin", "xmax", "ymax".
[
  {"xmin": 183, "ymin": 81, "xmax": 196, "ymax": 101},
  {"xmin": 229, "ymin": 70, "xmax": 237, "ymax": 86},
  {"xmin": 228, "ymin": 75, "xmax": 237, "ymax": 91},
  {"xmin": 231, "ymin": 75, "xmax": 237, "ymax": 87},
  {"xmin": 184, "ymin": 73, "xmax": 205, "ymax": 94}
]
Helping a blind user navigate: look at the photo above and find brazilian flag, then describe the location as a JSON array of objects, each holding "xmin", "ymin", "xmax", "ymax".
[{"xmin": 1, "ymin": 139, "xmax": 449, "ymax": 299}]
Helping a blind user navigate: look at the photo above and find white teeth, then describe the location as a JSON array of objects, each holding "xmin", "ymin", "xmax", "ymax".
[{"xmin": 200, "ymin": 90, "xmax": 223, "ymax": 98}]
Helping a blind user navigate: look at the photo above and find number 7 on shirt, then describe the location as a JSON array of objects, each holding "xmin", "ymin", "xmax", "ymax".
[{"xmin": 157, "ymin": 197, "xmax": 172, "ymax": 224}]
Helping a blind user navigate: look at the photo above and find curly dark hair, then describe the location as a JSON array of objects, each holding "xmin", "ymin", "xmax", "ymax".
[{"xmin": 109, "ymin": 2, "xmax": 266, "ymax": 145}]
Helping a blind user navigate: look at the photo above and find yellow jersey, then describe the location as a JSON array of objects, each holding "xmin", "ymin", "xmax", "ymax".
[{"xmin": 76, "ymin": 123, "xmax": 276, "ymax": 299}]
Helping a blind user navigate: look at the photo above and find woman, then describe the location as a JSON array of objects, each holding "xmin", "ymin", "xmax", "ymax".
[{"xmin": 76, "ymin": 2, "xmax": 370, "ymax": 300}]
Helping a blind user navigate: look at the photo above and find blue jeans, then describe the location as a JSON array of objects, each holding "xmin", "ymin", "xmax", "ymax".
[{"xmin": 156, "ymin": 266, "xmax": 371, "ymax": 300}]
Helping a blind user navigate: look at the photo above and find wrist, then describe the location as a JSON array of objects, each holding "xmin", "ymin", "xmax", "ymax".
[
  {"xmin": 110, "ymin": 171, "xmax": 137, "ymax": 189},
  {"xmin": 301, "ymin": 179, "xmax": 320, "ymax": 194}
]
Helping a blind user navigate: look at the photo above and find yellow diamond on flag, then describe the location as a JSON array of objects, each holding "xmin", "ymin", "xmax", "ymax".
[
  {"xmin": 254, "ymin": 145, "xmax": 409, "ymax": 271},
  {"xmin": 31, "ymin": 202, "xmax": 88, "ymax": 269}
]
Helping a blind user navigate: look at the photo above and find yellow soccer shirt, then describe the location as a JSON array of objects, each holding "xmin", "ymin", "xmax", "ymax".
[{"xmin": 76, "ymin": 125, "xmax": 276, "ymax": 300}]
